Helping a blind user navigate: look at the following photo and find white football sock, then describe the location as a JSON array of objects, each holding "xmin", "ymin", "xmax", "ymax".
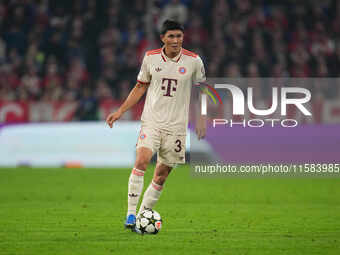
[
  {"xmin": 138, "ymin": 180, "xmax": 163, "ymax": 215},
  {"xmin": 127, "ymin": 168, "xmax": 144, "ymax": 216}
]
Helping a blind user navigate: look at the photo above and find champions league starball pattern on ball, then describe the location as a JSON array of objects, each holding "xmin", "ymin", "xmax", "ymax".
[{"xmin": 135, "ymin": 209, "xmax": 162, "ymax": 234}]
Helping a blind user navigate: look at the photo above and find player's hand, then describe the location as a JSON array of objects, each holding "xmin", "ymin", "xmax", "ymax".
[
  {"xmin": 106, "ymin": 110, "xmax": 123, "ymax": 128},
  {"xmin": 195, "ymin": 115, "xmax": 207, "ymax": 140}
]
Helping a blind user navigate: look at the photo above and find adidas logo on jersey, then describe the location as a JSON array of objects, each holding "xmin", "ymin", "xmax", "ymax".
[{"xmin": 155, "ymin": 67, "xmax": 162, "ymax": 72}]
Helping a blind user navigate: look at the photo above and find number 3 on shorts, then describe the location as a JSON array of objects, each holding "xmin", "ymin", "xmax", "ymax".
[{"xmin": 174, "ymin": 139, "xmax": 182, "ymax": 152}]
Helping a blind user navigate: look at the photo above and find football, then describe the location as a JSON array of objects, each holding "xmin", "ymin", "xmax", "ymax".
[{"xmin": 135, "ymin": 209, "xmax": 162, "ymax": 234}]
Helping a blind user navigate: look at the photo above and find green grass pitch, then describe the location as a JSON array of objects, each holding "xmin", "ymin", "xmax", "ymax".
[{"xmin": 0, "ymin": 165, "xmax": 339, "ymax": 255}]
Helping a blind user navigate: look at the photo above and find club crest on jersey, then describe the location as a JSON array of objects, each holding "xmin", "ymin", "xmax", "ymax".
[
  {"xmin": 155, "ymin": 67, "xmax": 162, "ymax": 72},
  {"xmin": 178, "ymin": 67, "xmax": 186, "ymax": 74},
  {"xmin": 140, "ymin": 133, "xmax": 146, "ymax": 140}
]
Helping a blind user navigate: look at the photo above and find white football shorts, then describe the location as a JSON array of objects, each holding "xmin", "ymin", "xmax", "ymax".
[{"xmin": 136, "ymin": 126, "xmax": 186, "ymax": 167}]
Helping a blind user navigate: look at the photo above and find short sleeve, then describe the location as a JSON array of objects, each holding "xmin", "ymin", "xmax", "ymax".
[
  {"xmin": 193, "ymin": 56, "xmax": 206, "ymax": 84},
  {"xmin": 137, "ymin": 54, "xmax": 151, "ymax": 84}
]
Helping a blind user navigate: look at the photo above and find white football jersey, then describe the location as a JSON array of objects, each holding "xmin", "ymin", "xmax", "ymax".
[{"xmin": 137, "ymin": 47, "xmax": 206, "ymax": 135}]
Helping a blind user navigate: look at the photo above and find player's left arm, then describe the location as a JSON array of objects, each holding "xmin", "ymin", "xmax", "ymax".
[{"xmin": 193, "ymin": 56, "xmax": 207, "ymax": 140}]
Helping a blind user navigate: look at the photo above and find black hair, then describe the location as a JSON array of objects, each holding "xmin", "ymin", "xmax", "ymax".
[{"xmin": 160, "ymin": 20, "xmax": 184, "ymax": 35}]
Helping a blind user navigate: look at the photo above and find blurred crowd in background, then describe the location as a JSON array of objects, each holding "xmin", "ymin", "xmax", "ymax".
[{"xmin": 1, "ymin": 0, "xmax": 340, "ymax": 121}]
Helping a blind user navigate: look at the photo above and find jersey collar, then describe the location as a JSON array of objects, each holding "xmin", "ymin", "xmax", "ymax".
[{"xmin": 161, "ymin": 47, "xmax": 182, "ymax": 63}]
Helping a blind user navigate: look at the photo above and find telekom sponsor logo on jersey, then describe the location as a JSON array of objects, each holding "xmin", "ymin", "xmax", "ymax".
[
  {"xmin": 199, "ymin": 83, "xmax": 312, "ymax": 128},
  {"xmin": 161, "ymin": 78, "xmax": 178, "ymax": 97}
]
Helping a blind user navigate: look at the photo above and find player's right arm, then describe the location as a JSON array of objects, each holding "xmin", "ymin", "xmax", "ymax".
[
  {"xmin": 106, "ymin": 82, "xmax": 149, "ymax": 128},
  {"xmin": 106, "ymin": 53, "xmax": 151, "ymax": 128}
]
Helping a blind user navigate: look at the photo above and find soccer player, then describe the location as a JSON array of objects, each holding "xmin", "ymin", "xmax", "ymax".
[{"xmin": 106, "ymin": 20, "xmax": 206, "ymax": 229}]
